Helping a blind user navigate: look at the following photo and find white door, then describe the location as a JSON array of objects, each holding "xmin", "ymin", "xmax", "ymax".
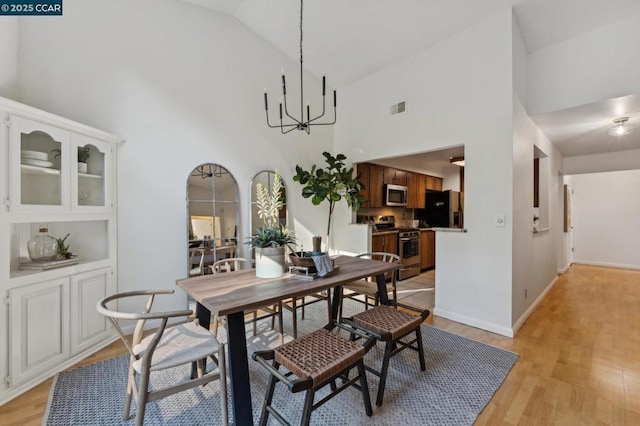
[
  {"xmin": 70, "ymin": 267, "xmax": 114, "ymax": 355},
  {"xmin": 9, "ymin": 278, "xmax": 70, "ymax": 387}
]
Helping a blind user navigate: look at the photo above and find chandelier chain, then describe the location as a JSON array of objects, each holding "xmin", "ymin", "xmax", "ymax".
[{"xmin": 300, "ymin": 0, "xmax": 303, "ymax": 65}]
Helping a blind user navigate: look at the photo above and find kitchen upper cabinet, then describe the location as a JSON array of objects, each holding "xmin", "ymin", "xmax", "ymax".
[
  {"xmin": 357, "ymin": 163, "xmax": 383, "ymax": 208},
  {"xmin": 407, "ymin": 172, "xmax": 426, "ymax": 209},
  {"xmin": 383, "ymin": 167, "xmax": 407, "ymax": 186},
  {"xmin": 420, "ymin": 230, "xmax": 435, "ymax": 270},
  {"xmin": 426, "ymin": 175, "xmax": 443, "ymax": 191}
]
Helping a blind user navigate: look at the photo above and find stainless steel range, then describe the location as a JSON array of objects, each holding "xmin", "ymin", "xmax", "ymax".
[{"xmin": 398, "ymin": 229, "xmax": 420, "ymax": 280}]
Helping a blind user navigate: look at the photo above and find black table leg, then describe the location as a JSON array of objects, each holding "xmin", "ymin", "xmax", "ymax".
[
  {"xmin": 330, "ymin": 285, "xmax": 343, "ymax": 321},
  {"xmin": 192, "ymin": 302, "xmax": 211, "ymax": 379},
  {"xmin": 227, "ymin": 310, "xmax": 253, "ymax": 426},
  {"xmin": 376, "ymin": 273, "xmax": 389, "ymax": 305}
]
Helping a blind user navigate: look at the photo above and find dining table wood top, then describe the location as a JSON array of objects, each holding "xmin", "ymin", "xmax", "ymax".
[{"xmin": 176, "ymin": 255, "xmax": 399, "ymax": 317}]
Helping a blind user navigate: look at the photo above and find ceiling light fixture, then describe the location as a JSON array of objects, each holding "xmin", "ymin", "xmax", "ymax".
[
  {"xmin": 263, "ymin": 0, "xmax": 336, "ymax": 134},
  {"xmin": 607, "ymin": 117, "xmax": 633, "ymax": 136},
  {"xmin": 450, "ymin": 156, "xmax": 465, "ymax": 167}
]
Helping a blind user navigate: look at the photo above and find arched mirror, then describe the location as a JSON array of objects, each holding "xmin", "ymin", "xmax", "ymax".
[
  {"xmin": 249, "ymin": 170, "xmax": 289, "ymax": 258},
  {"xmin": 187, "ymin": 164, "xmax": 239, "ymax": 276}
]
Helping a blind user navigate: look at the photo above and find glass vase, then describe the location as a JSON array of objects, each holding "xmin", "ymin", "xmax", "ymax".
[{"xmin": 27, "ymin": 226, "xmax": 59, "ymax": 261}]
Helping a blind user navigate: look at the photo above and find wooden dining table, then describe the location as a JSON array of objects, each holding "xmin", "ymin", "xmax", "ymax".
[{"xmin": 176, "ymin": 254, "xmax": 400, "ymax": 426}]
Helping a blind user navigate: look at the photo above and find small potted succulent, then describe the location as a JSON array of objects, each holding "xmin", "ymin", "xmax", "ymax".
[
  {"xmin": 52, "ymin": 146, "xmax": 91, "ymax": 173},
  {"xmin": 247, "ymin": 170, "xmax": 296, "ymax": 278}
]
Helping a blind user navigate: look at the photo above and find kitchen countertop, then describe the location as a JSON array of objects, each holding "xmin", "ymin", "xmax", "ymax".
[
  {"xmin": 432, "ymin": 227, "xmax": 467, "ymax": 233},
  {"xmin": 371, "ymin": 229, "xmax": 399, "ymax": 235}
]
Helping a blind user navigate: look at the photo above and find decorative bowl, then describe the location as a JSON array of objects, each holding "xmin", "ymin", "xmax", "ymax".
[{"xmin": 289, "ymin": 251, "xmax": 324, "ymax": 273}]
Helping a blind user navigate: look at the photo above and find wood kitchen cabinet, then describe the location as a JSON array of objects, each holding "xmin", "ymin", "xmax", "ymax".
[
  {"xmin": 371, "ymin": 232, "xmax": 398, "ymax": 280},
  {"xmin": 383, "ymin": 167, "xmax": 407, "ymax": 186},
  {"xmin": 426, "ymin": 175, "xmax": 443, "ymax": 191},
  {"xmin": 420, "ymin": 230, "xmax": 435, "ymax": 270},
  {"xmin": 357, "ymin": 163, "xmax": 384, "ymax": 208},
  {"xmin": 406, "ymin": 172, "xmax": 426, "ymax": 209},
  {"xmin": 372, "ymin": 233, "xmax": 398, "ymax": 255}
]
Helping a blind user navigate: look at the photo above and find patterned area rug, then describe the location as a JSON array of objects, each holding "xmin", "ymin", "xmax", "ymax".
[{"xmin": 44, "ymin": 300, "xmax": 518, "ymax": 425}]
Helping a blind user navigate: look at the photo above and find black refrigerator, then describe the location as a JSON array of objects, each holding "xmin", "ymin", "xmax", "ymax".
[{"xmin": 417, "ymin": 190, "xmax": 461, "ymax": 228}]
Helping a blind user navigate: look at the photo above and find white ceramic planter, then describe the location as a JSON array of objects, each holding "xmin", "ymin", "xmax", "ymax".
[
  {"xmin": 254, "ymin": 246, "xmax": 286, "ymax": 278},
  {"xmin": 78, "ymin": 162, "xmax": 88, "ymax": 173}
]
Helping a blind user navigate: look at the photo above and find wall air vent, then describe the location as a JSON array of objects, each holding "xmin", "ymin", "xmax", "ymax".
[{"xmin": 390, "ymin": 101, "xmax": 406, "ymax": 115}]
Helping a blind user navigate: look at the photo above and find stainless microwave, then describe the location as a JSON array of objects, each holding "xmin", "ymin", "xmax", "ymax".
[{"xmin": 384, "ymin": 184, "xmax": 408, "ymax": 207}]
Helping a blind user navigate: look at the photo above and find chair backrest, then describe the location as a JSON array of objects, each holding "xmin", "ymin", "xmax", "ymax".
[
  {"xmin": 190, "ymin": 249, "xmax": 206, "ymax": 276},
  {"xmin": 96, "ymin": 290, "xmax": 192, "ymax": 357},
  {"xmin": 211, "ymin": 257, "xmax": 253, "ymax": 274},
  {"xmin": 356, "ymin": 252, "xmax": 400, "ymax": 282}
]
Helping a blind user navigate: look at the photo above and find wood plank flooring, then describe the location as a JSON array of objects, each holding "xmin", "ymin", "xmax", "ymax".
[{"xmin": 1, "ymin": 263, "xmax": 639, "ymax": 425}]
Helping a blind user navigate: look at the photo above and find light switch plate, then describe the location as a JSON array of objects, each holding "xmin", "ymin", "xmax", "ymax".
[{"xmin": 495, "ymin": 215, "xmax": 505, "ymax": 227}]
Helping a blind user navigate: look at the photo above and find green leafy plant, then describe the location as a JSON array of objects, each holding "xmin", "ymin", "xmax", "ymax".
[
  {"xmin": 56, "ymin": 233, "xmax": 72, "ymax": 259},
  {"xmin": 51, "ymin": 146, "xmax": 91, "ymax": 162},
  {"xmin": 293, "ymin": 152, "xmax": 365, "ymax": 237},
  {"xmin": 247, "ymin": 170, "xmax": 296, "ymax": 248}
]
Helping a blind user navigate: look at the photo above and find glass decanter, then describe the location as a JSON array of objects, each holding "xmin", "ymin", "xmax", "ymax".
[{"xmin": 27, "ymin": 226, "xmax": 59, "ymax": 261}]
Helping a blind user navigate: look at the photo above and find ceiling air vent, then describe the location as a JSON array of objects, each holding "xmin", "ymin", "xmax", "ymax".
[{"xmin": 390, "ymin": 101, "xmax": 406, "ymax": 115}]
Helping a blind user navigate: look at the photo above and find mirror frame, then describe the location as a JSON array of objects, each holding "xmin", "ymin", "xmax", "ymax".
[{"xmin": 186, "ymin": 163, "xmax": 240, "ymax": 276}]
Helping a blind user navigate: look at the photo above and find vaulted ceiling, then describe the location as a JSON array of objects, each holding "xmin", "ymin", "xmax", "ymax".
[{"xmin": 178, "ymin": 0, "xmax": 640, "ymax": 159}]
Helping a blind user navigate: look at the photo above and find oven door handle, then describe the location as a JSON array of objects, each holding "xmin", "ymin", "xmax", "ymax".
[{"xmin": 400, "ymin": 238, "xmax": 417, "ymax": 242}]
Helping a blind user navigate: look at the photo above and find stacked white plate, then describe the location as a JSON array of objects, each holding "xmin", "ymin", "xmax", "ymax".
[
  {"xmin": 21, "ymin": 150, "xmax": 49, "ymax": 161},
  {"xmin": 21, "ymin": 150, "xmax": 53, "ymax": 168}
]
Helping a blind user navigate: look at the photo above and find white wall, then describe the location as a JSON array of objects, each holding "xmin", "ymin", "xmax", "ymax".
[
  {"xmin": 511, "ymin": 93, "xmax": 563, "ymax": 327},
  {"xmin": 529, "ymin": 13, "xmax": 640, "ymax": 116},
  {"xmin": 0, "ymin": 17, "xmax": 18, "ymax": 98},
  {"xmin": 335, "ymin": 9, "xmax": 515, "ymax": 335},
  {"xmin": 570, "ymin": 170, "xmax": 640, "ymax": 269},
  {"xmin": 564, "ymin": 148, "xmax": 640, "ymax": 175},
  {"xmin": 13, "ymin": 0, "xmax": 333, "ymax": 313}
]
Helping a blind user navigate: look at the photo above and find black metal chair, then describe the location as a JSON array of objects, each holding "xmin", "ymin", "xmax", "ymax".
[
  {"xmin": 345, "ymin": 302, "xmax": 430, "ymax": 407},
  {"xmin": 252, "ymin": 323, "xmax": 375, "ymax": 426}
]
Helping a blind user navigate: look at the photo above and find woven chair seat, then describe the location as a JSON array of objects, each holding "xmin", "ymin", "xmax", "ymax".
[
  {"xmin": 133, "ymin": 321, "xmax": 220, "ymax": 373},
  {"xmin": 274, "ymin": 328, "xmax": 366, "ymax": 387},
  {"xmin": 351, "ymin": 304, "xmax": 424, "ymax": 341}
]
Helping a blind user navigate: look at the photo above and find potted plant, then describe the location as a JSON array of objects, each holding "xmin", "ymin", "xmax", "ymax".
[
  {"xmin": 293, "ymin": 152, "xmax": 365, "ymax": 252},
  {"xmin": 52, "ymin": 146, "xmax": 91, "ymax": 173},
  {"xmin": 247, "ymin": 170, "xmax": 296, "ymax": 278}
]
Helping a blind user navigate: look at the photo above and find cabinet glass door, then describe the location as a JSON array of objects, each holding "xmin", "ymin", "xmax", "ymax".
[
  {"xmin": 74, "ymin": 140, "xmax": 107, "ymax": 208},
  {"xmin": 11, "ymin": 115, "xmax": 70, "ymax": 209}
]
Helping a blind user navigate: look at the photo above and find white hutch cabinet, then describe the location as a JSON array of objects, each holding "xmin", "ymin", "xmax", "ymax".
[{"xmin": 0, "ymin": 97, "xmax": 123, "ymax": 404}]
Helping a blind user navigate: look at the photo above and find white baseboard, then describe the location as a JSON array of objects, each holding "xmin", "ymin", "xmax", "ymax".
[
  {"xmin": 572, "ymin": 260, "xmax": 640, "ymax": 270},
  {"xmin": 511, "ymin": 275, "xmax": 558, "ymax": 336},
  {"xmin": 432, "ymin": 307, "xmax": 514, "ymax": 337},
  {"xmin": 557, "ymin": 263, "xmax": 571, "ymax": 274},
  {"xmin": 0, "ymin": 334, "xmax": 119, "ymax": 406}
]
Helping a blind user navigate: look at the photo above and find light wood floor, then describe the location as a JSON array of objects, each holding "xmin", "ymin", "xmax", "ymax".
[{"xmin": 1, "ymin": 264, "xmax": 639, "ymax": 425}]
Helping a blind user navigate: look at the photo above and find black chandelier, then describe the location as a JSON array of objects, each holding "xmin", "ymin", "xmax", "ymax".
[{"xmin": 263, "ymin": 0, "xmax": 337, "ymax": 134}]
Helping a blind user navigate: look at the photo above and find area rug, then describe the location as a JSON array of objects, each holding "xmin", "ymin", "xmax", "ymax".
[{"xmin": 44, "ymin": 300, "xmax": 518, "ymax": 425}]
